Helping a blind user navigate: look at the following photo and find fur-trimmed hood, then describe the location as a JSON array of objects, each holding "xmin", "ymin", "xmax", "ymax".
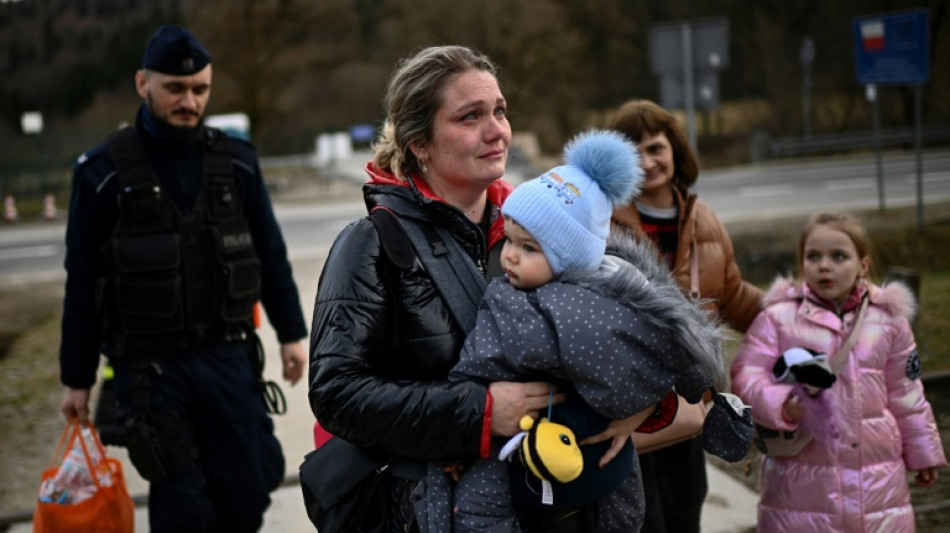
[
  {"xmin": 563, "ymin": 229, "xmax": 726, "ymax": 390},
  {"xmin": 762, "ymin": 276, "xmax": 917, "ymax": 321},
  {"xmin": 733, "ymin": 275, "xmax": 942, "ymax": 533},
  {"xmin": 453, "ymin": 229, "xmax": 726, "ymax": 416}
]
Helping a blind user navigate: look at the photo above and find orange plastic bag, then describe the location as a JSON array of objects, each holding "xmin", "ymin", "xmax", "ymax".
[{"xmin": 33, "ymin": 421, "xmax": 135, "ymax": 533}]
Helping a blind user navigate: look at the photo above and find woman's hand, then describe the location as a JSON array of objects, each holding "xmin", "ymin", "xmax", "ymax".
[
  {"xmin": 781, "ymin": 393, "xmax": 804, "ymax": 424},
  {"xmin": 488, "ymin": 382, "xmax": 564, "ymax": 436},
  {"xmin": 914, "ymin": 467, "xmax": 939, "ymax": 488},
  {"xmin": 580, "ymin": 406, "xmax": 655, "ymax": 468}
]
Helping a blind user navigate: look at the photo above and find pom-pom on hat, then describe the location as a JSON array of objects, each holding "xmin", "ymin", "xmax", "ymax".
[
  {"xmin": 502, "ymin": 129, "xmax": 643, "ymax": 275},
  {"xmin": 142, "ymin": 25, "xmax": 211, "ymax": 75}
]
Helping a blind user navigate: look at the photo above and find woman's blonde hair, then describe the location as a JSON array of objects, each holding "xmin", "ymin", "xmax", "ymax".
[
  {"xmin": 797, "ymin": 212, "xmax": 875, "ymax": 281},
  {"xmin": 605, "ymin": 99, "xmax": 699, "ymax": 192},
  {"xmin": 372, "ymin": 45, "xmax": 499, "ymax": 180}
]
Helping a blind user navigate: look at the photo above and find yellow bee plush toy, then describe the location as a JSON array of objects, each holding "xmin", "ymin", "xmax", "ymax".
[{"xmin": 499, "ymin": 415, "xmax": 583, "ymax": 483}]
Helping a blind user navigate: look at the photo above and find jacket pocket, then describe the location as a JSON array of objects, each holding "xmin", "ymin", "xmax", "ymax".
[
  {"xmin": 211, "ymin": 224, "xmax": 261, "ymax": 323},
  {"xmin": 112, "ymin": 232, "xmax": 183, "ymax": 333}
]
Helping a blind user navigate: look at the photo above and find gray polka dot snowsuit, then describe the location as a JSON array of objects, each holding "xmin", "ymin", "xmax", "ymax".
[{"xmin": 414, "ymin": 235, "xmax": 725, "ymax": 533}]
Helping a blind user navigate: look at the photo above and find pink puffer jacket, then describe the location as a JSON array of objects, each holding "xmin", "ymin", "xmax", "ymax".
[{"xmin": 732, "ymin": 278, "xmax": 946, "ymax": 532}]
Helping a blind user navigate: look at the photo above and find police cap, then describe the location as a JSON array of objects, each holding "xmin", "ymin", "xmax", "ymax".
[{"xmin": 142, "ymin": 25, "xmax": 211, "ymax": 75}]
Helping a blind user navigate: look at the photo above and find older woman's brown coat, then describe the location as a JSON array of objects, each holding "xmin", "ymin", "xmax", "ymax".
[{"xmin": 612, "ymin": 188, "xmax": 762, "ymax": 333}]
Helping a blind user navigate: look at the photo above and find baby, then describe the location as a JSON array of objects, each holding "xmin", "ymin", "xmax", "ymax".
[{"xmin": 415, "ymin": 130, "xmax": 751, "ymax": 532}]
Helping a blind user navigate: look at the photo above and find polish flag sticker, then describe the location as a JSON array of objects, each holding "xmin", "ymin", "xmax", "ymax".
[{"xmin": 861, "ymin": 20, "xmax": 885, "ymax": 51}]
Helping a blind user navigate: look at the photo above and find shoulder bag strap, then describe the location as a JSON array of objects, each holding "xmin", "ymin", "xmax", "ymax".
[
  {"xmin": 828, "ymin": 296, "xmax": 871, "ymax": 375},
  {"xmin": 369, "ymin": 206, "xmax": 485, "ymax": 333},
  {"xmin": 106, "ymin": 126, "xmax": 170, "ymax": 231},
  {"xmin": 689, "ymin": 240, "xmax": 700, "ymax": 299},
  {"xmin": 202, "ymin": 128, "xmax": 241, "ymax": 224}
]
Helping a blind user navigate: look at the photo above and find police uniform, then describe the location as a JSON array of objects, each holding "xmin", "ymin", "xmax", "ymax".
[{"xmin": 59, "ymin": 26, "xmax": 307, "ymax": 533}]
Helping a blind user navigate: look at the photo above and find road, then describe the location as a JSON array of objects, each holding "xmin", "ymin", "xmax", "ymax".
[
  {"xmin": 698, "ymin": 149, "xmax": 950, "ymax": 223},
  {"xmin": 3, "ymin": 148, "xmax": 949, "ymax": 288},
  {"xmin": 0, "ymin": 199, "xmax": 366, "ymax": 287}
]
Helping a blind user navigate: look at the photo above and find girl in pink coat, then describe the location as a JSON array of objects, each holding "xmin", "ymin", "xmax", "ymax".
[{"xmin": 732, "ymin": 212, "xmax": 946, "ymax": 532}]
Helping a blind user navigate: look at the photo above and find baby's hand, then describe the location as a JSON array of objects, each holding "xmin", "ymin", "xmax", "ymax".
[
  {"xmin": 581, "ymin": 407, "xmax": 653, "ymax": 469},
  {"xmin": 914, "ymin": 467, "xmax": 939, "ymax": 488},
  {"xmin": 781, "ymin": 394, "xmax": 804, "ymax": 423}
]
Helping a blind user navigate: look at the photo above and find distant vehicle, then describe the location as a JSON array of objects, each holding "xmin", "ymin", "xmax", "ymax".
[
  {"xmin": 205, "ymin": 112, "xmax": 251, "ymax": 140},
  {"xmin": 349, "ymin": 123, "xmax": 378, "ymax": 149}
]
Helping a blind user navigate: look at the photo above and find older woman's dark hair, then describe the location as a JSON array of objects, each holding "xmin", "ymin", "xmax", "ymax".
[
  {"xmin": 373, "ymin": 45, "xmax": 499, "ymax": 180},
  {"xmin": 606, "ymin": 99, "xmax": 699, "ymax": 191}
]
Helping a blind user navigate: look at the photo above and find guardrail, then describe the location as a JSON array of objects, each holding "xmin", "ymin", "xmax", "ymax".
[{"xmin": 769, "ymin": 124, "xmax": 950, "ymax": 158}]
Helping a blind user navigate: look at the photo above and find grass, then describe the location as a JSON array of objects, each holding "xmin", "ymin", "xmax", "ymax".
[
  {"xmin": 918, "ymin": 270, "xmax": 950, "ymax": 372},
  {"xmin": 0, "ymin": 316, "xmax": 60, "ymax": 409},
  {"xmin": 0, "ymin": 289, "xmax": 67, "ymax": 516}
]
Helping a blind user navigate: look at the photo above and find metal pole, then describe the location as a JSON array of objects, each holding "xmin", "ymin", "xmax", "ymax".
[
  {"xmin": 802, "ymin": 73, "xmax": 811, "ymax": 140},
  {"xmin": 914, "ymin": 84, "xmax": 924, "ymax": 231},
  {"xmin": 868, "ymin": 84, "xmax": 884, "ymax": 211},
  {"xmin": 681, "ymin": 23, "xmax": 697, "ymax": 154},
  {"xmin": 800, "ymin": 38, "xmax": 814, "ymax": 140}
]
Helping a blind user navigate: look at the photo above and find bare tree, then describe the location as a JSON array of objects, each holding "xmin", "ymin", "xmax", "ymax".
[{"xmin": 185, "ymin": 0, "xmax": 354, "ymax": 150}]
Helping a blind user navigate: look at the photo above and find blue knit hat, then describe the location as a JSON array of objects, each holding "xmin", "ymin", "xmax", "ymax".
[
  {"xmin": 142, "ymin": 26, "xmax": 211, "ymax": 75},
  {"xmin": 502, "ymin": 130, "xmax": 643, "ymax": 275}
]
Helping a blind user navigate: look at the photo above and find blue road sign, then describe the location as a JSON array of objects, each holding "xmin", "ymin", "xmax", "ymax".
[{"xmin": 853, "ymin": 9, "xmax": 929, "ymax": 85}]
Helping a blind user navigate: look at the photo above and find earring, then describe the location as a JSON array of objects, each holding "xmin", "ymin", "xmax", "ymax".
[{"xmin": 421, "ymin": 161, "xmax": 428, "ymax": 173}]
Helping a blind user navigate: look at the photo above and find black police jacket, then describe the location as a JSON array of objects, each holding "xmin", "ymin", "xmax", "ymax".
[
  {"xmin": 60, "ymin": 105, "xmax": 307, "ymax": 389},
  {"xmin": 308, "ymin": 164, "xmax": 511, "ymax": 462}
]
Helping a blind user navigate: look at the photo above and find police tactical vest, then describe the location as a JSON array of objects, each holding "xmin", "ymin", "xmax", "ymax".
[{"xmin": 103, "ymin": 126, "xmax": 261, "ymax": 341}]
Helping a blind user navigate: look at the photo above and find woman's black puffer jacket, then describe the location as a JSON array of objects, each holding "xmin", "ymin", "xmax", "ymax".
[{"xmin": 309, "ymin": 169, "xmax": 509, "ymax": 462}]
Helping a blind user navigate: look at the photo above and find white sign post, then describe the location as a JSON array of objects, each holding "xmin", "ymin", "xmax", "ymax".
[
  {"xmin": 21, "ymin": 111, "xmax": 43, "ymax": 135},
  {"xmin": 650, "ymin": 18, "xmax": 729, "ymax": 156}
]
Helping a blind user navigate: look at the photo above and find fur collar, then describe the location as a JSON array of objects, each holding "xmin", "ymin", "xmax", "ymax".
[
  {"xmin": 763, "ymin": 276, "xmax": 917, "ymax": 320},
  {"xmin": 561, "ymin": 230, "xmax": 726, "ymax": 389}
]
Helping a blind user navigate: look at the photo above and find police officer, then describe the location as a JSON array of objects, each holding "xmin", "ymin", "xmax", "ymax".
[{"xmin": 59, "ymin": 25, "xmax": 308, "ymax": 533}]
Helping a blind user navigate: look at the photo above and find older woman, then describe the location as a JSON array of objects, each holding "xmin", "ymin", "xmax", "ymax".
[
  {"xmin": 606, "ymin": 99, "xmax": 763, "ymax": 533},
  {"xmin": 308, "ymin": 46, "xmax": 566, "ymax": 532}
]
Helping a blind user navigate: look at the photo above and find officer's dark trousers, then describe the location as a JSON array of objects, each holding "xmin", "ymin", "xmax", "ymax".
[
  {"xmin": 113, "ymin": 339, "xmax": 284, "ymax": 533},
  {"xmin": 638, "ymin": 435, "xmax": 707, "ymax": 533}
]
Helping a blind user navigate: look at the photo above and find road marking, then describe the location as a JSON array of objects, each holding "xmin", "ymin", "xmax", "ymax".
[
  {"xmin": 738, "ymin": 185, "xmax": 794, "ymax": 198},
  {"xmin": 823, "ymin": 178, "xmax": 874, "ymax": 191},
  {"xmin": 901, "ymin": 171, "xmax": 950, "ymax": 183},
  {"xmin": 0, "ymin": 244, "xmax": 59, "ymax": 261}
]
